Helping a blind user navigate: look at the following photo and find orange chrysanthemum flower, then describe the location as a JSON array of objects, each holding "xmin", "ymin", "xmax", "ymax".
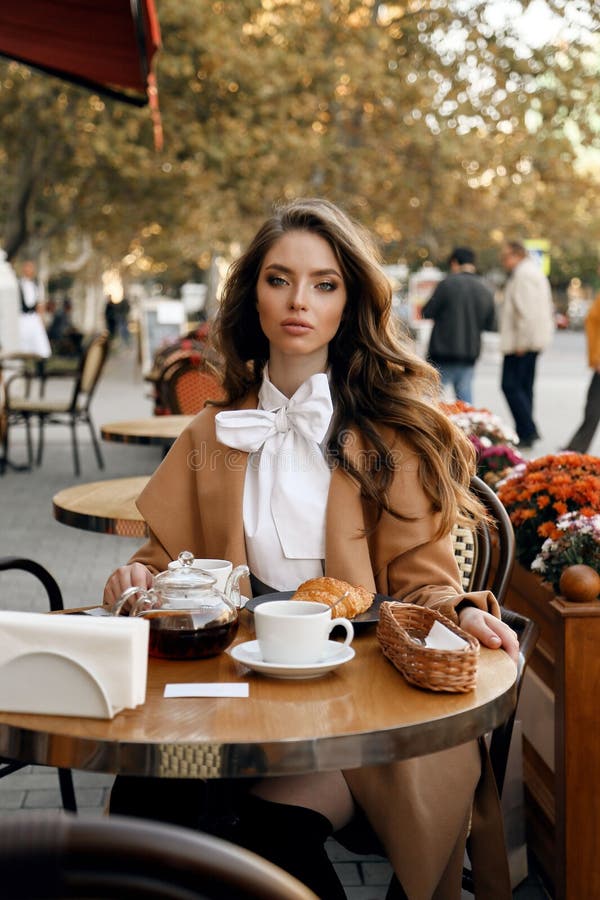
[{"xmin": 496, "ymin": 453, "xmax": 600, "ymax": 567}]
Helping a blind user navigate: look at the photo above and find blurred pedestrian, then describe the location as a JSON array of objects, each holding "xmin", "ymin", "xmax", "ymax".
[
  {"xmin": 104, "ymin": 295, "xmax": 118, "ymax": 339},
  {"xmin": 118, "ymin": 296, "xmax": 131, "ymax": 344},
  {"xmin": 499, "ymin": 241, "xmax": 555, "ymax": 449},
  {"xmin": 48, "ymin": 297, "xmax": 83, "ymax": 357},
  {"xmin": 564, "ymin": 278, "xmax": 600, "ymax": 453},
  {"xmin": 422, "ymin": 247, "xmax": 496, "ymax": 403},
  {"xmin": 17, "ymin": 259, "xmax": 51, "ymax": 359}
]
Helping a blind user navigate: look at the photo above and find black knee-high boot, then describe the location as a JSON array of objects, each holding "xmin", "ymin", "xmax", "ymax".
[
  {"xmin": 108, "ymin": 776, "xmax": 251, "ymax": 836},
  {"xmin": 231, "ymin": 795, "xmax": 347, "ymax": 900},
  {"xmin": 385, "ymin": 874, "xmax": 409, "ymax": 900},
  {"xmin": 109, "ymin": 775, "xmax": 210, "ymax": 829}
]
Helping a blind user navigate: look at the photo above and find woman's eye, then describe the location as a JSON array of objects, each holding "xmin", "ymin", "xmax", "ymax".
[
  {"xmin": 316, "ymin": 281, "xmax": 336, "ymax": 292},
  {"xmin": 267, "ymin": 275, "xmax": 288, "ymax": 286}
]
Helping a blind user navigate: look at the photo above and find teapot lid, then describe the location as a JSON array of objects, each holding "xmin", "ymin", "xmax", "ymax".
[{"xmin": 154, "ymin": 550, "xmax": 217, "ymax": 592}]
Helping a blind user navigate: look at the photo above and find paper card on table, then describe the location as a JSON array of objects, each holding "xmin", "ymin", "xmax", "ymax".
[
  {"xmin": 0, "ymin": 610, "xmax": 149, "ymax": 719},
  {"xmin": 164, "ymin": 683, "xmax": 249, "ymax": 698},
  {"xmin": 424, "ymin": 620, "xmax": 469, "ymax": 651}
]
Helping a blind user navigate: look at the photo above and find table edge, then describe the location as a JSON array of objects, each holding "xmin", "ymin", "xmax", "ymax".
[
  {"xmin": 52, "ymin": 501, "xmax": 147, "ymax": 537},
  {"xmin": 0, "ymin": 677, "xmax": 516, "ymax": 778}
]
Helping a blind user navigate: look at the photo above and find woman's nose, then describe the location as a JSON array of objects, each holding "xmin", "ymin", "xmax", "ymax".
[{"xmin": 289, "ymin": 283, "xmax": 308, "ymax": 309}]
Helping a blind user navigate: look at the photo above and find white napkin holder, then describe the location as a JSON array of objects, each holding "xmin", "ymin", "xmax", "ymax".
[{"xmin": 0, "ymin": 610, "xmax": 149, "ymax": 719}]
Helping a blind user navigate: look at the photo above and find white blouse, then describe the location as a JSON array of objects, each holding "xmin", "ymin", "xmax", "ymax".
[{"xmin": 214, "ymin": 369, "xmax": 334, "ymax": 590}]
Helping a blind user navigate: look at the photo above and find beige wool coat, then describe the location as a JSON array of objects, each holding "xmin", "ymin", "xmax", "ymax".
[{"xmin": 130, "ymin": 395, "xmax": 512, "ymax": 900}]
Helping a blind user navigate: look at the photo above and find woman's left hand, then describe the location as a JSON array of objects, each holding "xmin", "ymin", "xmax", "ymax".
[{"xmin": 458, "ymin": 606, "xmax": 520, "ymax": 665}]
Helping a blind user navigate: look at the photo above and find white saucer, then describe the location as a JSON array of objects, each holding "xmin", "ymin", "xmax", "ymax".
[{"xmin": 229, "ymin": 640, "xmax": 355, "ymax": 679}]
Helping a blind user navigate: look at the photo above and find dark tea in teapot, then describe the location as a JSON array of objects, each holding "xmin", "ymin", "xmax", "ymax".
[
  {"xmin": 145, "ymin": 609, "xmax": 239, "ymax": 660},
  {"xmin": 112, "ymin": 552, "xmax": 249, "ymax": 660}
]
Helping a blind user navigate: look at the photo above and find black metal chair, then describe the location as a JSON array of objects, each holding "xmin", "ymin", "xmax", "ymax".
[
  {"xmin": 2, "ymin": 331, "xmax": 109, "ymax": 475},
  {"xmin": 0, "ymin": 812, "xmax": 318, "ymax": 899},
  {"xmin": 459, "ymin": 476, "xmax": 540, "ymax": 893},
  {"xmin": 0, "ymin": 557, "xmax": 77, "ymax": 813}
]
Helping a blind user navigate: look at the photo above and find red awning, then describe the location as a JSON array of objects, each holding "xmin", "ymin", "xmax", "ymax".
[{"xmin": 0, "ymin": 0, "xmax": 161, "ymax": 106}]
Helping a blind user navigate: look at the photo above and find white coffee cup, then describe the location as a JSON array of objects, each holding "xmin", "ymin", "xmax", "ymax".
[
  {"xmin": 191, "ymin": 559, "xmax": 233, "ymax": 593},
  {"xmin": 254, "ymin": 600, "xmax": 354, "ymax": 665}
]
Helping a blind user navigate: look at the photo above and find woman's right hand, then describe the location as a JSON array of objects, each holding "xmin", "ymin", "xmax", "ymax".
[{"xmin": 102, "ymin": 563, "xmax": 153, "ymax": 612}]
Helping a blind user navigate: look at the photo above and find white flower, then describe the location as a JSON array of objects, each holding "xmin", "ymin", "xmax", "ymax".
[{"xmin": 496, "ymin": 462, "xmax": 526, "ymax": 489}]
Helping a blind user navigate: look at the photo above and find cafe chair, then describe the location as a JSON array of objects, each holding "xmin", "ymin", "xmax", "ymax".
[
  {"xmin": 0, "ymin": 812, "xmax": 319, "ymax": 899},
  {"xmin": 0, "ymin": 556, "xmax": 77, "ymax": 813},
  {"xmin": 2, "ymin": 331, "xmax": 110, "ymax": 476},
  {"xmin": 457, "ymin": 476, "xmax": 540, "ymax": 893},
  {"xmin": 145, "ymin": 324, "xmax": 214, "ymax": 416},
  {"xmin": 160, "ymin": 355, "xmax": 225, "ymax": 416}
]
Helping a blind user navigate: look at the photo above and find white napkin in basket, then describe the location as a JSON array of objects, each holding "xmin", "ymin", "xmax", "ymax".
[
  {"xmin": 424, "ymin": 619, "xmax": 469, "ymax": 651},
  {"xmin": 0, "ymin": 610, "xmax": 149, "ymax": 719}
]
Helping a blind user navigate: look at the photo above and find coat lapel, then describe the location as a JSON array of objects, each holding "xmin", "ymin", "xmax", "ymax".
[{"xmin": 325, "ymin": 464, "xmax": 376, "ymax": 593}]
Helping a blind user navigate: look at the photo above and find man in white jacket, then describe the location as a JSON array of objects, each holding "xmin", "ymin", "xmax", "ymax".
[{"xmin": 499, "ymin": 242, "xmax": 555, "ymax": 449}]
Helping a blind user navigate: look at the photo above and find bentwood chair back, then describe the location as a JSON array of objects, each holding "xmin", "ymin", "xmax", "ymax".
[
  {"xmin": 0, "ymin": 812, "xmax": 319, "ymax": 899},
  {"xmin": 457, "ymin": 476, "xmax": 540, "ymax": 893},
  {"xmin": 161, "ymin": 356, "xmax": 225, "ymax": 416},
  {"xmin": 0, "ymin": 557, "xmax": 76, "ymax": 813},
  {"xmin": 2, "ymin": 331, "xmax": 109, "ymax": 475}
]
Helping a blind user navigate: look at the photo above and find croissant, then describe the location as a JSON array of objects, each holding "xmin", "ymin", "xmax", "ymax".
[{"xmin": 292, "ymin": 576, "xmax": 374, "ymax": 620}]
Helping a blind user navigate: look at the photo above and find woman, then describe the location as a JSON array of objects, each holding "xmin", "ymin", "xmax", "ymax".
[{"xmin": 104, "ymin": 198, "xmax": 517, "ymax": 900}]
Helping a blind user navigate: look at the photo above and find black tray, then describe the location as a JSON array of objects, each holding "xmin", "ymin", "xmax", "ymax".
[{"xmin": 244, "ymin": 591, "xmax": 385, "ymax": 632}]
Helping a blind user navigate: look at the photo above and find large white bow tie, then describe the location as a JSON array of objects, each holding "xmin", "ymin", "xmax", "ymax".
[
  {"xmin": 214, "ymin": 373, "xmax": 333, "ymax": 559},
  {"xmin": 215, "ymin": 373, "xmax": 333, "ymax": 451}
]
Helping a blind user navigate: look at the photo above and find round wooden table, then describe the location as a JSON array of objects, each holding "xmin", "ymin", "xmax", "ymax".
[
  {"xmin": 52, "ymin": 476, "xmax": 149, "ymax": 538},
  {"xmin": 100, "ymin": 415, "xmax": 192, "ymax": 446},
  {"xmin": 0, "ymin": 614, "xmax": 517, "ymax": 778}
]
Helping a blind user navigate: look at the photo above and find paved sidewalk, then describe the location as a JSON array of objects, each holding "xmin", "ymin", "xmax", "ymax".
[{"xmin": 1, "ymin": 331, "xmax": 581, "ymax": 898}]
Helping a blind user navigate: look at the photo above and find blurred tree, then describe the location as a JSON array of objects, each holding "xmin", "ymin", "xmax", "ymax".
[{"xmin": 0, "ymin": 0, "xmax": 598, "ymax": 285}]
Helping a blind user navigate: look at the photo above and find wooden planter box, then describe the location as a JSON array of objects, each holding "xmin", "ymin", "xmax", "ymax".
[{"xmin": 505, "ymin": 562, "xmax": 600, "ymax": 900}]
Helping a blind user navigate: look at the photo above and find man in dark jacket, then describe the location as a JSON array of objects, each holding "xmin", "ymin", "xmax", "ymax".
[{"xmin": 421, "ymin": 247, "xmax": 496, "ymax": 403}]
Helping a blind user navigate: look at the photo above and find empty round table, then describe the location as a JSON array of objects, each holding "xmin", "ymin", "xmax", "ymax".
[
  {"xmin": 53, "ymin": 476, "xmax": 149, "ymax": 537},
  {"xmin": 100, "ymin": 415, "xmax": 192, "ymax": 446}
]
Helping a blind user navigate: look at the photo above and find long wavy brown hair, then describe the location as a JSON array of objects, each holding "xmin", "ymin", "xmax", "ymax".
[{"xmin": 212, "ymin": 197, "xmax": 481, "ymax": 535}]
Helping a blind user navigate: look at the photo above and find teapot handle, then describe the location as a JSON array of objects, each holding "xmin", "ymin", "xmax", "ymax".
[
  {"xmin": 112, "ymin": 585, "xmax": 153, "ymax": 617},
  {"xmin": 225, "ymin": 564, "xmax": 250, "ymax": 609}
]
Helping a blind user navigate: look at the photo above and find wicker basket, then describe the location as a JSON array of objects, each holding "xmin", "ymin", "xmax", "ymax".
[{"xmin": 376, "ymin": 602, "xmax": 480, "ymax": 692}]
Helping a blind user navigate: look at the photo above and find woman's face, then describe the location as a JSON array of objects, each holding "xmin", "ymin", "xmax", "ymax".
[{"xmin": 256, "ymin": 230, "xmax": 347, "ymax": 369}]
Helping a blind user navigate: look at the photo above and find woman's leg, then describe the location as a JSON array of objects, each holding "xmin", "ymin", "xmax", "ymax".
[
  {"xmin": 250, "ymin": 770, "xmax": 355, "ymax": 831},
  {"xmin": 110, "ymin": 771, "xmax": 354, "ymax": 898},
  {"xmin": 227, "ymin": 772, "xmax": 354, "ymax": 900}
]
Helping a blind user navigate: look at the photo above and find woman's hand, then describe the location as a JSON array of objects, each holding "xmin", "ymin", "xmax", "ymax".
[
  {"xmin": 102, "ymin": 563, "xmax": 153, "ymax": 611},
  {"xmin": 458, "ymin": 606, "xmax": 520, "ymax": 665}
]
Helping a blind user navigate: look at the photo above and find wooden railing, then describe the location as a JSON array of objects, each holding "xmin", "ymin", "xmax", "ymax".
[{"xmin": 504, "ymin": 562, "xmax": 600, "ymax": 900}]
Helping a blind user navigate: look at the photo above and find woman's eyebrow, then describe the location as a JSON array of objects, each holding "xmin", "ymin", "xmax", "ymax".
[{"xmin": 264, "ymin": 263, "xmax": 342, "ymax": 277}]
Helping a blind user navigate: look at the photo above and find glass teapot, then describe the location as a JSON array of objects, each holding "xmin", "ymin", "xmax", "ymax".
[{"xmin": 113, "ymin": 551, "xmax": 249, "ymax": 660}]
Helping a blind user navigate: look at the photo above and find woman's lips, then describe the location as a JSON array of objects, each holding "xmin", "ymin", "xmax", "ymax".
[{"xmin": 281, "ymin": 319, "xmax": 313, "ymax": 334}]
